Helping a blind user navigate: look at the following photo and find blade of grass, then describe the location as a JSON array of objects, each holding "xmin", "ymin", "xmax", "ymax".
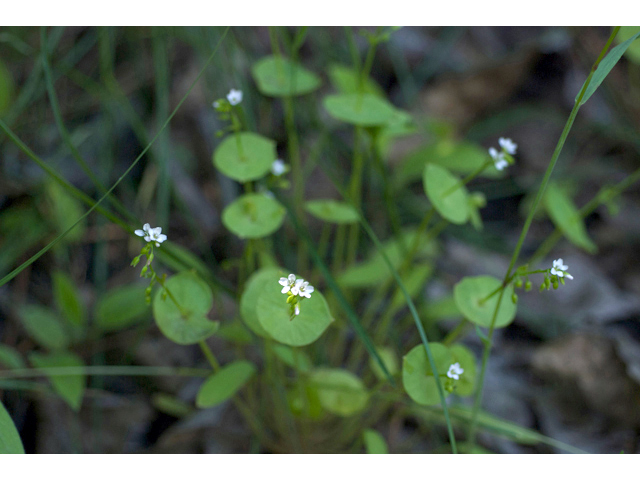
[
  {"xmin": 0, "ymin": 27, "xmax": 231, "ymax": 288},
  {"xmin": 40, "ymin": 26, "xmax": 137, "ymax": 225},
  {"xmin": 468, "ymin": 27, "xmax": 622, "ymax": 448},
  {"xmin": 316, "ymin": 163, "xmax": 458, "ymax": 454}
]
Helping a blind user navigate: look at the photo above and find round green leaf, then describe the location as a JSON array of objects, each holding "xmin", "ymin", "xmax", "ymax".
[
  {"xmin": 304, "ymin": 199, "xmax": 359, "ymax": 224},
  {"xmin": 423, "ymin": 163, "xmax": 469, "ymax": 225},
  {"xmin": 449, "ymin": 344, "xmax": 477, "ymax": 396},
  {"xmin": 363, "ymin": 429, "xmax": 388, "ymax": 454},
  {"xmin": 309, "ymin": 368, "xmax": 369, "ymax": 417},
  {"xmin": 240, "ymin": 268, "xmax": 281, "ymax": 338},
  {"xmin": 95, "ymin": 284, "xmax": 151, "ymax": 332},
  {"xmin": 251, "ymin": 55, "xmax": 321, "ymax": 97},
  {"xmin": 213, "ymin": 132, "xmax": 276, "ymax": 182},
  {"xmin": 152, "ymin": 272, "xmax": 219, "ymax": 345},
  {"xmin": 29, "ymin": 351, "xmax": 85, "ymax": 411},
  {"xmin": 453, "ymin": 275, "xmax": 517, "ymax": 329},
  {"xmin": 402, "ymin": 343, "xmax": 452, "ymax": 406},
  {"xmin": 0, "ymin": 400, "xmax": 24, "ymax": 454},
  {"xmin": 222, "ymin": 193, "xmax": 286, "ymax": 239},
  {"xmin": 324, "ymin": 93, "xmax": 397, "ymax": 127},
  {"xmin": 369, "ymin": 346, "xmax": 399, "ymax": 382},
  {"xmin": 196, "ymin": 360, "xmax": 257, "ymax": 408},
  {"xmin": 18, "ymin": 305, "xmax": 69, "ymax": 350},
  {"xmin": 256, "ymin": 274, "xmax": 333, "ymax": 347}
]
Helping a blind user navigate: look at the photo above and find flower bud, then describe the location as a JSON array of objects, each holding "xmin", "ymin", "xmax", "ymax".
[
  {"xmin": 524, "ymin": 280, "xmax": 532, "ymax": 292},
  {"xmin": 511, "ymin": 293, "xmax": 518, "ymax": 304},
  {"xmin": 515, "ymin": 279, "xmax": 523, "ymax": 289}
]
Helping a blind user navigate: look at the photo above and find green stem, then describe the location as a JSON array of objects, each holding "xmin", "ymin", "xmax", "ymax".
[
  {"xmin": 467, "ymin": 27, "xmax": 622, "ymax": 448},
  {"xmin": 346, "ymin": 126, "xmax": 365, "ymax": 267}
]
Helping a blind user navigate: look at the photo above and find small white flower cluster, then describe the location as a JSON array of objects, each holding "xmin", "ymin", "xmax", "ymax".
[
  {"xmin": 279, "ymin": 274, "xmax": 314, "ymax": 299},
  {"xmin": 212, "ymin": 89, "xmax": 243, "ymax": 109},
  {"xmin": 135, "ymin": 223, "xmax": 167, "ymax": 247},
  {"xmin": 489, "ymin": 137, "xmax": 517, "ymax": 171},
  {"xmin": 550, "ymin": 258, "xmax": 573, "ymax": 280},
  {"xmin": 271, "ymin": 159, "xmax": 286, "ymax": 176},
  {"xmin": 447, "ymin": 362, "xmax": 464, "ymax": 380},
  {"xmin": 227, "ymin": 88, "xmax": 243, "ymax": 106},
  {"xmin": 279, "ymin": 273, "xmax": 314, "ymax": 317}
]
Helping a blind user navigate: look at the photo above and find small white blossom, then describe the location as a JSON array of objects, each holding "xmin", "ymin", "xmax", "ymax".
[
  {"xmin": 271, "ymin": 159, "xmax": 286, "ymax": 176},
  {"xmin": 227, "ymin": 89, "xmax": 243, "ymax": 106},
  {"xmin": 294, "ymin": 304, "xmax": 300, "ymax": 316},
  {"xmin": 212, "ymin": 100, "xmax": 219, "ymax": 109},
  {"xmin": 499, "ymin": 137, "xmax": 518, "ymax": 155},
  {"xmin": 551, "ymin": 258, "xmax": 573, "ymax": 280},
  {"xmin": 135, "ymin": 223, "xmax": 167, "ymax": 247},
  {"xmin": 279, "ymin": 274, "xmax": 298, "ymax": 294},
  {"xmin": 447, "ymin": 363, "xmax": 464, "ymax": 380},
  {"xmin": 292, "ymin": 279, "xmax": 314, "ymax": 298},
  {"xmin": 489, "ymin": 147, "xmax": 509, "ymax": 171}
]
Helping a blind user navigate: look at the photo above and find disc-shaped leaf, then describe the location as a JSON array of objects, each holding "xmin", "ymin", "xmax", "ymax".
[
  {"xmin": 363, "ymin": 429, "xmax": 388, "ymax": 454},
  {"xmin": 543, "ymin": 183, "xmax": 597, "ymax": 254},
  {"xmin": 240, "ymin": 268, "xmax": 280, "ymax": 338},
  {"xmin": 0, "ymin": 401, "xmax": 24, "ymax": 454},
  {"xmin": 309, "ymin": 368, "xmax": 369, "ymax": 417},
  {"xmin": 304, "ymin": 199, "xmax": 359, "ymax": 224},
  {"xmin": 402, "ymin": 343, "xmax": 452, "ymax": 406},
  {"xmin": 222, "ymin": 193, "xmax": 285, "ymax": 239},
  {"xmin": 324, "ymin": 93, "xmax": 397, "ymax": 127},
  {"xmin": 196, "ymin": 360, "xmax": 257, "ymax": 408},
  {"xmin": 449, "ymin": 344, "xmax": 477, "ymax": 396},
  {"xmin": 18, "ymin": 305, "xmax": 69, "ymax": 350},
  {"xmin": 453, "ymin": 275, "xmax": 517, "ymax": 329},
  {"xmin": 256, "ymin": 276, "xmax": 333, "ymax": 346},
  {"xmin": 152, "ymin": 272, "xmax": 219, "ymax": 345},
  {"xmin": 369, "ymin": 346, "xmax": 399, "ymax": 382},
  {"xmin": 423, "ymin": 163, "xmax": 469, "ymax": 225},
  {"xmin": 95, "ymin": 284, "xmax": 150, "ymax": 332},
  {"xmin": 213, "ymin": 132, "xmax": 276, "ymax": 182},
  {"xmin": 29, "ymin": 351, "xmax": 85, "ymax": 411},
  {"xmin": 251, "ymin": 55, "xmax": 321, "ymax": 97},
  {"xmin": 52, "ymin": 271, "xmax": 85, "ymax": 327}
]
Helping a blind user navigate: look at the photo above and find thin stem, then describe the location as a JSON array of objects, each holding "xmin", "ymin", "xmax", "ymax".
[
  {"xmin": 442, "ymin": 160, "xmax": 493, "ymax": 198},
  {"xmin": 467, "ymin": 27, "xmax": 622, "ymax": 447}
]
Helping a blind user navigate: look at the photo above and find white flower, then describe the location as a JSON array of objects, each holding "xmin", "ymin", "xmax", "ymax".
[
  {"xmin": 212, "ymin": 100, "xmax": 219, "ymax": 109},
  {"xmin": 447, "ymin": 363, "xmax": 464, "ymax": 380},
  {"xmin": 294, "ymin": 304, "xmax": 300, "ymax": 316},
  {"xmin": 499, "ymin": 137, "xmax": 518, "ymax": 155},
  {"xmin": 279, "ymin": 274, "xmax": 297, "ymax": 294},
  {"xmin": 551, "ymin": 258, "xmax": 573, "ymax": 280},
  {"xmin": 489, "ymin": 147, "xmax": 509, "ymax": 171},
  {"xmin": 292, "ymin": 279, "xmax": 314, "ymax": 298},
  {"xmin": 271, "ymin": 159, "xmax": 286, "ymax": 176},
  {"xmin": 227, "ymin": 89, "xmax": 243, "ymax": 106},
  {"xmin": 135, "ymin": 223, "xmax": 167, "ymax": 247}
]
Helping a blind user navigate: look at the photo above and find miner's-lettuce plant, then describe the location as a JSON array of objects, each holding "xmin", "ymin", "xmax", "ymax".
[{"xmin": 1, "ymin": 26, "xmax": 640, "ymax": 454}]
